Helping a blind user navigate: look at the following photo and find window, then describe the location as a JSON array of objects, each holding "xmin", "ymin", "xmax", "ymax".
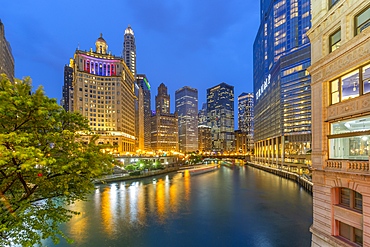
[
  {"xmin": 329, "ymin": 29, "xmax": 341, "ymax": 52},
  {"xmin": 355, "ymin": 6, "xmax": 370, "ymax": 35},
  {"xmin": 329, "ymin": 115, "xmax": 370, "ymax": 160},
  {"xmin": 362, "ymin": 64, "xmax": 370, "ymax": 94},
  {"xmin": 339, "ymin": 221, "xmax": 363, "ymax": 246},
  {"xmin": 331, "ymin": 79, "xmax": 339, "ymax": 104},
  {"xmin": 330, "ymin": 64, "xmax": 370, "ymax": 104}
]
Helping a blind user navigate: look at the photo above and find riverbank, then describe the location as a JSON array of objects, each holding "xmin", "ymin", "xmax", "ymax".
[
  {"xmin": 94, "ymin": 167, "xmax": 179, "ymax": 184},
  {"xmin": 246, "ymin": 162, "xmax": 313, "ymax": 193}
]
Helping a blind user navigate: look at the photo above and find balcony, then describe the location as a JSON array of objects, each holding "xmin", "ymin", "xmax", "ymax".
[{"xmin": 325, "ymin": 160, "xmax": 370, "ymax": 173}]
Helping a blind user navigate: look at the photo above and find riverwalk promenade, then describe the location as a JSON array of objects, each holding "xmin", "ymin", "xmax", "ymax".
[{"xmin": 247, "ymin": 162, "xmax": 313, "ymax": 193}]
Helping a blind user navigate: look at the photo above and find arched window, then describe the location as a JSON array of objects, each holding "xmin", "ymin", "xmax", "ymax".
[
  {"xmin": 95, "ymin": 63, "xmax": 98, "ymax": 74},
  {"xmin": 99, "ymin": 63, "xmax": 102, "ymax": 75},
  {"xmin": 112, "ymin": 64, "xmax": 115, "ymax": 75},
  {"xmin": 87, "ymin": 61, "xmax": 90, "ymax": 72},
  {"xmin": 83, "ymin": 60, "xmax": 86, "ymax": 71},
  {"xmin": 108, "ymin": 64, "xmax": 111, "ymax": 76},
  {"xmin": 91, "ymin": 62, "xmax": 94, "ymax": 73},
  {"xmin": 103, "ymin": 64, "xmax": 106, "ymax": 76},
  {"xmin": 100, "ymin": 45, "xmax": 102, "ymax": 53}
]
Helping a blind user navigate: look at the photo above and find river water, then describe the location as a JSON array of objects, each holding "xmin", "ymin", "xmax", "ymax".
[{"xmin": 44, "ymin": 165, "xmax": 313, "ymax": 247}]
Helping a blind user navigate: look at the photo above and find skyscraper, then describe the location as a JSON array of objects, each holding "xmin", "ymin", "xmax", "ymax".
[
  {"xmin": 62, "ymin": 60, "xmax": 73, "ymax": 112},
  {"xmin": 134, "ymin": 82, "xmax": 144, "ymax": 151},
  {"xmin": 63, "ymin": 34, "xmax": 136, "ymax": 154},
  {"xmin": 151, "ymin": 83, "xmax": 178, "ymax": 152},
  {"xmin": 238, "ymin": 93, "xmax": 254, "ymax": 151},
  {"xmin": 308, "ymin": 0, "xmax": 370, "ymax": 245},
  {"xmin": 123, "ymin": 25, "xmax": 136, "ymax": 78},
  {"xmin": 137, "ymin": 74, "xmax": 151, "ymax": 151},
  {"xmin": 253, "ymin": 0, "xmax": 312, "ymax": 171},
  {"xmin": 207, "ymin": 83, "xmax": 234, "ymax": 151},
  {"xmin": 0, "ymin": 19, "xmax": 14, "ymax": 82},
  {"xmin": 175, "ymin": 86, "xmax": 198, "ymax": 153},
  {"xmin": 198, "ymin": 103, "xmax": 207, "ymax": 126}
]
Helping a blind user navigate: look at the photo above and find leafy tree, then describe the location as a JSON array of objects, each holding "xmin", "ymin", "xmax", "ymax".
[
  {"xmin": 124, "ymin": 164, "xmax": 135, "ymax": 171},
  {"xmin": 0, "ymin": 76, "xmax": 117, "ymax": 246},
  {"xmin": 154, "ymin": 160, "xmax": 164, "ymax": 169}
]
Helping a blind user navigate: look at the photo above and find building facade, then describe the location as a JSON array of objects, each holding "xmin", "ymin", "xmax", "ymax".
[
  {"xmin": 234, "ymin": 130, "xmax": 249, "ymax": 154},
  {"xmin": 175, "ymin": 86, "xmax": 198, "ymax": 153},
  {"xmin": 63, "ymin": 34, "xmax": 136, "ymax": 154},
  {"xmin": 238, "ymin": 92, "xmax": 254, "ymax": 151},
  {"xmin": 0, "ymin": 19, "xmax": 14, "ymax": 82},
  {"xmin": 151, "ymin": 83, "xmax": 179, "ymax": 152},
  {"xmin": 198, "ymin": 103, "xmax": 207, "ymax": 126},
  {"xmin": 253, "ymin": 0, "xmax": 312, "ymax": 172},
  {"xmin": 137, "ymin": 74, "xmax": 151, "ymax": 151},
  {"xmin": 198, "ymin": 125, "xmax": 212, "ymax": 152},
  {"xmin": 62, "ymin": 61, "xmax": 74, "ymax": 112},
  {"xmin": 134, "ymin": 81, "xmax": 144, "ymax": 151},
  {"xmin": 307, "ymin": 0, "xmax": 370, "ymax": 246},
  {"xmin": 123, "ymin": 25, "xmax": 136, "ymax": 78},
  {"xmin": 207, "ymin": 83, "xmax": 234, "ymax": 151}
]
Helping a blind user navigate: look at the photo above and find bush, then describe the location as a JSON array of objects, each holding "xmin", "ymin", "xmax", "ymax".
[{"xmin": 129, "ymin": 171, "xmax": 141, "ymax": 176}]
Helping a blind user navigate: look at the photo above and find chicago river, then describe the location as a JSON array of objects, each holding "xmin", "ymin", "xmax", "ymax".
[{"xmin": 44, "ymin": 166, "xmax": 313, "ymax": 247}]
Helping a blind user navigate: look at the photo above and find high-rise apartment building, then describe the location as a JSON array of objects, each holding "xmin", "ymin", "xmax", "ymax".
[
  {"xmin": 198, "ymin": 103, "xmax": 207, "ymax": 126},
  {"xmin": 207, "ymin": 83, "xmax": 234, "ymax": 151},
  {"xmin": 0, "ymin": 19, "xmax": 14, "ymax": 82},
  {"xmin": 253, "ymin": 0, "xmax": 312, "ymax": 173},
  {"xmin": 63, "ymin": 34, "xmax": 136, "ymax": 153},
  {"xmin": 175, "ymin": 86, "xmax": 198, "ymax": 153},
  {"xmin": 151, "ymin": 83, "xmax": 179, "ymax": 152},
  {"xmin": 198, "ymin": 125, "xmax": 212, "ymax": 152},
  {"xmin": 238, "ymin": 92, "xmax": 254, "ymax": 151},
  {"xmin": 307, "ymin": 0, "xmax": 370, "ymax": 246},
  {"xmin": 123, "ymin": 25, "xmax": 136, "ymax": 78},
  {"xmin": 62, "ymin": 61, "xmax": 74, "ymax": 112},
  {"xmin": 137, "ymin": 74, "xmax": 151, "ymax": 151},
  {"xmin": 134, "ymin": 82, "xmax": 144, "ymax": 151}
]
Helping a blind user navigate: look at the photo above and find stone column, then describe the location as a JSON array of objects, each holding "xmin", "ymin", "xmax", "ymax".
[
  {"xmin": 281, "ymin": 135, "xmax": 285, "ymax": 169},
  {"xmin": 276, "ymin": 137, "xmax": 279, "ymax": 167},
  {"xmin": 271, "ymin": 138, "xmax": 275, "ymax": 166}
]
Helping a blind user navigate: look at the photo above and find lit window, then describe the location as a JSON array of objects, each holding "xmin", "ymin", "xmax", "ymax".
[{"xmin": 329, "ymin": 29, "xmax": 341, "ymax": 53}]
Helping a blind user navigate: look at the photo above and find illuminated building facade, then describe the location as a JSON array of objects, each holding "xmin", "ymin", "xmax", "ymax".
[
  {"xmin": 234, "ymin": 130, "xmax": 249, "ymax": 153},
  {"xmin": 198, "ymin": 125, "xmax": 212, "ymax": 152},
  {"xmin": 198, "ymin": 103, "xmax": 207, "ymax": 126},
  {"xmin": 238, "ymin": 92, "xmax": 254, "ymax": 151},
  {"xmin": 62, "ymin": 62, "xmax": 73, "ymax": 112},
  {"xmin": 0, "ymin": 19, "xmax": 14, "ymax": 82},
  {"xmin": 151, "ymin": 83, "xmax": 179, "ymax": 152},
  {"xmin": 123, "ymin": 25, "xmax": 136, "ymax": 78},
  {"xmin": 207, "ymin": 83, "xmax": 234, "ymax": 151},
  {"xmin": 253, "ymin": 0, "xmax": 312, "ymax": 172},
  {"xmin": 64, "ymin": 34, "xmax": 136, "ymax": 153},
  {"xmin": 137, "ymin": 74, "xmax": 151, "ymax": 151},
  {"xmin": 175, "ymin": 86, "xmax": 198, "ymax": 153},
  {"xmin": 134, "ymin": 81, "xmax": 144, "ymax": 151},
  {"xmin": 307, "ymin": 0, "xmax": 370, "ymax": 246}
]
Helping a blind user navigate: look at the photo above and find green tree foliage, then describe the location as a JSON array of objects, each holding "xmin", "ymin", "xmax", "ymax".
[
  {"xmin": 0, "ymin": 76, "xmax": 117, "ymax": 246},
  {"xmin": 154, "ymin": 160, "xmax": 164, "ymax": 169},
  {"xmin": 124, "ymin": 164, "xmax": 135, "ymax": 171},
  {"xmin": 188, "ymin": 155, "xmax": 202, "ymax": 165}
]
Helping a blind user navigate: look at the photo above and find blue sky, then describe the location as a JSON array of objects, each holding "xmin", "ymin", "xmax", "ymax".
[{"xmin": 1, "ymin": 0, "xmax": 259, "ymax": 128}]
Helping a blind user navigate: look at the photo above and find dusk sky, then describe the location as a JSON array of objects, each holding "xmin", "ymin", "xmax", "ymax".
[{"xmin": 1, "ymin": 0, "xmax": 259, "ymax": 128}]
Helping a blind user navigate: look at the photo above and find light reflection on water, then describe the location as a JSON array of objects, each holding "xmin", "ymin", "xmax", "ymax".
[{"xmin": 43, "ymin": 166, "xmax": 313, "ymax": 247}]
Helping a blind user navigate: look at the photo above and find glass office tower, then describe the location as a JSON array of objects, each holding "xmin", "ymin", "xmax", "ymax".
[
  {"xmin": 175, "ymin": 86, "xmax": 198, "ymax": 153},
  {"xmin": 207, "ymin": 83, "xmax": 234, "ymax": 151},
  {"xmin": 253, "ymin": 0, "xmax": 312, "ymax": 172}
]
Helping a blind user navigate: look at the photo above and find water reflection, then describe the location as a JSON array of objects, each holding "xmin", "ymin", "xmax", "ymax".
[{"xmin": 44, "ymin": 166, "xmax": 313, "ymax": 247}]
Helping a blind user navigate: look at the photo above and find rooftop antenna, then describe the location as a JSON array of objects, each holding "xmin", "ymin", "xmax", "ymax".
[{"xmin": 78, "ymin": 42, "xmax": 79, "ymax": 50}]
